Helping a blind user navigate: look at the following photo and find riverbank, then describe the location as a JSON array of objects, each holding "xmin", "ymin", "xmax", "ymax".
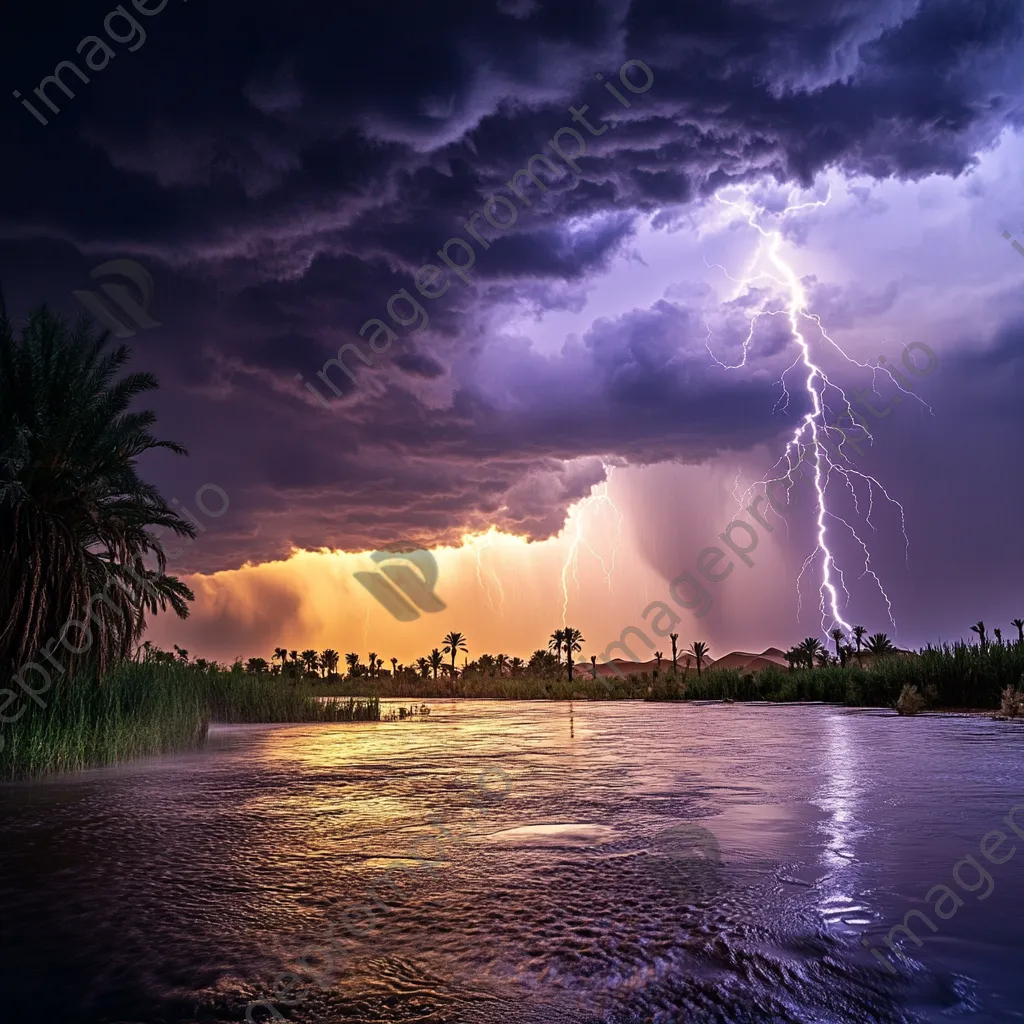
[
  {"xmin": 0, "ymin": 663, "xmax": 379, "ymax": 782},
  {"xmin": 314, "ymin": 641, "xmax": 1024, "ymax": 710}
]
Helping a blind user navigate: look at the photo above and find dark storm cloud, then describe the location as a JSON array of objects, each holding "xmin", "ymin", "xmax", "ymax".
[{"xmin": 2, "ymin": 0, "xmax": 1022, "ymax": 568}]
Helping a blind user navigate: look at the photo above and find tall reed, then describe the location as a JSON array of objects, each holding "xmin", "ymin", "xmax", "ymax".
[{"xmin": 0, "ymin": 662, "xmax": 380, "ymax": 781}]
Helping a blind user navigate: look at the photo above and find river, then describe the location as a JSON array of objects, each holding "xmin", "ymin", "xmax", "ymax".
[{"xmin": 1, "ymin": 700, "xmax": 1022, "ymax": 1022}]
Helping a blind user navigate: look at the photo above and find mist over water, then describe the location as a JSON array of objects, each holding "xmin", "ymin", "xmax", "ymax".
[{"xmin": 1, "ymin": 702, "xmax": 1021, "ymax": 1022}]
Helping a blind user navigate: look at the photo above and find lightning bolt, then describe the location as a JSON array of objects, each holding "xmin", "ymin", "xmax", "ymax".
[
  {"xmin": 472, "ymin": 528, "xmax": 506, "ymax": 615},
  {"xmin": 708, "ymin": 183, "xmax": 925, "ymax": 639},
  {"xmin": 560, "ymin": 465, "xmax": 625, "ymax": 623}
]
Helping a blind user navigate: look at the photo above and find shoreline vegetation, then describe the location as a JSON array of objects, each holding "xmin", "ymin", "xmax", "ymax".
[
  {"xmin": 309, "ymin": 638, "xmax": 1024, "ymax": 713},
  {"xmin": 0, "ymin": 662, "xmax": 380, "ymax": 782}
]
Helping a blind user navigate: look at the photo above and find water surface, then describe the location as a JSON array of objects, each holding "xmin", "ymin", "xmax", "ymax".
[{"xmin": 2, "ymin": 701, "xmax": 1022, "ymax": 1022}]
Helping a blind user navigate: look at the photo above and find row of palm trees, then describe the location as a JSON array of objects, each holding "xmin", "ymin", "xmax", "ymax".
[
  {"xmin": 784, "ymin": 626, "xmax": 894, "ymax": 669},
  {"xmin": 145, "ymin": 617, "xmax": 1024, "ymax": 685}
]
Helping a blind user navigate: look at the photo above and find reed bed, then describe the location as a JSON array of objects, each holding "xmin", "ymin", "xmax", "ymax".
[{"xmin": 0, "ymin": 662, "xmax": 380, "ymax": 781}]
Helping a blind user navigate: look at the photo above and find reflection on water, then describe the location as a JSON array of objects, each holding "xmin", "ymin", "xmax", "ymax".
[{"xmin": 0, "ymin": 701, "xmax": 1022, "ymax": 1022}]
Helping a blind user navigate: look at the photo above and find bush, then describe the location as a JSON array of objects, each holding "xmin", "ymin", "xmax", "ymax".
[
  {"xmin": 999, "ymin": 684, "xmax": 1024, "ymax": 718},
  {"xmin": 895, "ymin": 684, "xmax": 925, "ymax": 715}
]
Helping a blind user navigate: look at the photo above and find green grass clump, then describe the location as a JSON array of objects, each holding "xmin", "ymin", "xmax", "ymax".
[{"xmin": 0, "ymin": 662, "xmax": 379, "ymax": 782}]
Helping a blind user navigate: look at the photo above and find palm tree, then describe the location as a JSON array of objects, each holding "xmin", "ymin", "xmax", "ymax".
[
  {"xmin": 173, "ymin": 644, "xmax": 189, "ymax": 664},
  {"xmin": 669, "ymin": 632, "xmax": 679, "ymax": 674},
  {"xmin": 478, "ymin": 653, "xmax": 496, "ymax": 677},
  {"xmin": 852, "ymin": 625, "xmax": 867, "ymax": 664},
  {"xmin": 994, "ymin": 628, "xmax": 1004, "ymax": 646},
  {"xmin": 442, "ymin": 631, "xmax": 468, "ymax": 676},
  {"xmin": 0, "ymin": 303, "xmax": 197, "ymax": 679},
  {"xmin": 864, "ymin": 632, "xmax": 895, "ymax": 656},
  {"xmin": 970, "ymin": 621, "xmax": 988, "ymax": 648},
  {"xmin": 687, "ymin": 641, "xmax": 709, "ymax": 677},
  {"xmin": 510, "ymin": 656, "xmax": 523, "ymax": 676},
  {"xmin": 495, "ymin": 653, "xmax": 507, "ymax": 676},
  {"xmin": 245, "ymin": 657, "xmax": 269, "ymax": 674},
  {"xmin": 289, "ymin": 650, "xmax": 299, "ymax": 669},
  {"xmin": 654, "ymin": 651, "xmax": 663, "ymax": 673},
  {"xmin": 590, "ymin": 654, "xmax": 598, "ymax": 679},
  {"xmin": 367, "ymin": 652, "xmax": 378, "ymax": 679},
  {"xmin": 562, "ymin": 627, "xmax": 584, "ymax": 682},
  {"xmin": 300, "ymin": 649, "xmax": 319, "ymax": 676},
  {"xmin": 390, "ymin": 656, "xmax": 398, "ymax": 677},
  {"xmin": 428, "ymin": 647, "xmax": 444, "ymax": 681},
  {"xmin": 548, "ymin": 629, "xmax": 566, "ymax": 664},
  {"xmin": 416, "ymin": 656, "xmax": 429, "ymax": 679},
  {"xmin": 345, "ymin": 652, "xmax": 360, "ymax": 678},
  {"xmin": 1013, "ymin": 619, "xmax": 1024, "ymax": 646},
  {"xmin": 320, "ymin": 649, "xmax": 339, "ymax": 678},
  {"xmin": 784, "ymin": 648, "xmax": 800, "ymax": 671},
  {"xmin": 829, "ymin": 628, "xmax": 845, "ymax": 663},
  {"xmin": 815, "ymin": 648, "xmax": 831, "ymax": 667},
  {"xmin": 797, "ymin": 637, "xmax": 823, "ymax": 668},
  {"xmin": 273, "ymin": 647, "xmax": 288, "ymax": 671}
]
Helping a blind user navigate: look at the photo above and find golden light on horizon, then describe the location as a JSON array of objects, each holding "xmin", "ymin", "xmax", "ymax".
[{"xmin": 145, "ymin": 477, "xmax": 664, "ymax": 666}]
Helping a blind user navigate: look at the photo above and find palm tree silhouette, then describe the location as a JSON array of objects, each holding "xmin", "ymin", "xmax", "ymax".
[
  {"xmin": 300, "ymin": 649, "xmax": 319, "ymax": 676},
  {"xmin": 1013, "ymin": 619, "xmax": 1024, "ymax": 646},
  {"xmin": 563, "ymin": 627, "xmax": 585, "ymax": 682},
  {"xmin": 970, "ymin": 621, "xmax": 988, "ymax": 648},
  {"xmin": 852, "ymin": 625, "xmax": 867, "ymax": 664},
  {"xmin": 829, "ymin": 628, "xmax": 845, "ymax": 663},
  {"xmin": 442, "ymin": 631, "xmax": 468, "ymax": 677},
  {"xmin": 510, "ymin": 656, "xmax": 523, "ymax": 676},
  {"xmin": 548, "ymin": 629, "xmax": 566, "ymax": 664},
  {"xmin": 994, "ymin": 628, "xmax": 1004, "ymax": 646},
  {"xmin": 0, "ymin": 302, "xmax": 197, "ymax": 677},
  {"xmin": 797, "ymin": 637, "xmax": 823, "ymax": 668},
  {"xmin": 367, "ymin": 652, "xmax": 378, "ymax": 679},
  {"xmin": 669, "ymin": 632, "xmax": 679, "ymax": 674},
  {"xmin": 173, "ymin": 644, "xmax": 189, "ymax": 664},
  {"xmin": 864, "ymin": 632, "xmax": 895, "ymax": 656},
  {"xmin": 428, "ymin": 647, "xmax": 444, "ymax": 682},
  {"xmin": 654, "ymin": 651, "xmax": 663, "ymax": 673},
  {"xmin": 344, "ymin": 652, "xmax": 360, "ymax": 678},
  {"xmin": 416, "ymin": 656, "xmax": 430, "ymax": 679},
  {"xmin": 320, "ymin": 649, "xmax": 339, "ymax": 678},
  {"xmin": 590, "ymin": 654, "xmax": 598, "ymax": 679},
  {"xmin": 688, "ymin": 641, "xmax": 709, "ymax": 677},
  {"xmin": 391, "ymin": 656, "xmax": 398, "ymax": 677},
  {"xmin": 273, "ymin": 647, "xmax": 288, "ymax": 672}
]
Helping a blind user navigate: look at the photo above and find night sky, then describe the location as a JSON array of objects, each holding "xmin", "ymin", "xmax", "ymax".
[{"xmin": 2, "ymin": 0, "xmax": 1023, "ymax": 663}]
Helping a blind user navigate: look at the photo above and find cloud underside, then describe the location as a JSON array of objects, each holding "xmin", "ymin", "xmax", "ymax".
[{"xmin": 7, "ymin": 0, "xmax": 1024, "ymax": 566}]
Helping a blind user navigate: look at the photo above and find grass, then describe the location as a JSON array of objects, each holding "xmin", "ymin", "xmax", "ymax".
[{"xmin": 0, "ymin": 662, "xmax": 380, "ymax": 782}]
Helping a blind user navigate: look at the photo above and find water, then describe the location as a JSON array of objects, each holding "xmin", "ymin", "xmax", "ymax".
[{"xmin": 1, "ymin": 701, "xmax": 1022, "ymax": 1022}]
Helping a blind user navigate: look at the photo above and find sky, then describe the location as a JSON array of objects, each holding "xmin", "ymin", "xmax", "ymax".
[{"xmin": 2, "ymin": 0, "xmax": 1024, "ymax": 666}]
